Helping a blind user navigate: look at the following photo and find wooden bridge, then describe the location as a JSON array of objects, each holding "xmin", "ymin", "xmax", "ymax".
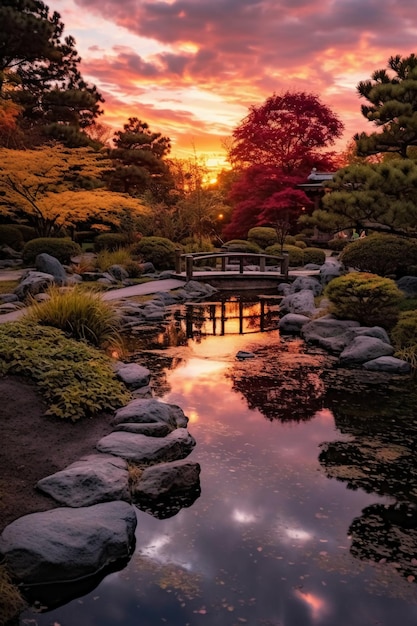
[{"xmin": 173, "ymin": 251, "xmax": 290, "ymax": 290}]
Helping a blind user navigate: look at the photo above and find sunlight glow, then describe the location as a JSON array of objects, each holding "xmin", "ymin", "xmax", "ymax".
[
  {"xmin": 286, "ymin": 528, "xmax": 313, "ymax": 542},
  {"xmin": 294, "ymin": 589, "xmax": 329, "ymax": 621},
  {"xmin": 232, "ymin": 509, "xmax": 258, "ymax": 524}
]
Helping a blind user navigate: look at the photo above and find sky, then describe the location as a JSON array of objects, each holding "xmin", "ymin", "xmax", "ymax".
[{"xmin": 53, "ymin": 0, "xmax": 417, "ymax": 167}]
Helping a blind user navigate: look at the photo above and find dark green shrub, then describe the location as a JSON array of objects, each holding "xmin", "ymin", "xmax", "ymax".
[
  {"xmin": 22, "ymin": 237, "xmax": 81, "ymax": 264},
  {"xmin": 391, "ymin": 310, "xmax": 417, "ymax": 369},
  {"xmin": 222, "ymin": 240, "xmax": 261, "ymax": 253},
  {"xmin": 124, "ymin": 260, "xmax": 143, "ymax": 278},
  {"xmin": 294, "ymin": 240, "xmax": 307, "ymax": 249},
  {"xmin": 131, "ymin": 236, "xmax": 177, "ymax": 270},
  {"xmin": 303, "ymin": 247, "xmax": 326, "ymax": 265},
  {"xmin": 247, "ymin": 227, "xmax": 278, "ymax": 249},
  {"xmin": 327, "ymin": 237, "xmax": 350, "ymax": 251},
  {"xmin": 325, "ymin": 272, "xmax": 404, "ymax": 328},
  {"xmin": 294, "ymin": 233, "xmax": 307, "ymax": 242},
  {"xmin": 0, "ymin": 225, "xmax": 24, "ymax": 250},
  {"xmin": 391, "ymin": 310, "xmax": 417, "ymax": 350},
  {"xmin": 340, "ymin": 234, "xmax": 417, "ymax": 277},
  {"xmin": 94, "ymin": 233, "xmax": 128, "ymax": 252},
  {"xmin": 265, "ymin": 244, "xmax": 304, "ymax": 267},
  {"xmin": 284, "ymin": 235, "xmax": 297, "ymax": 245},
  {"xmin": 12, "ymin": 224, "xmax": 37, "ymax": 243}
]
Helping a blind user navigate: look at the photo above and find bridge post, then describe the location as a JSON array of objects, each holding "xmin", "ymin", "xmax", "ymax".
[
  {"xmin": 221, "ymin": 256, "xmax": 226, "ymax": 271},
  {"xmin": 239, "ymin": 257, "xmax": 244, "ymax": 273},
  {"xmin": 186, "ymin": 255, "xmax": 194, "ymax": 281},
  {"xmin": 175, "ymin": 249, "xmax": 182, "ymax": 274},
  {"xmin": 282, "ymin": 252, "xmax": 289, "ymax": 279},
  {"xmin": 260, "ymin": 256, "xmax": 266, "ymax": 272}
]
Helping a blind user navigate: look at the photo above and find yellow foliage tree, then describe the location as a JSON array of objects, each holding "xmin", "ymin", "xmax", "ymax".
[{"xmin": 0, "ymin": 145, "xmax": 149, "ymax": 236}]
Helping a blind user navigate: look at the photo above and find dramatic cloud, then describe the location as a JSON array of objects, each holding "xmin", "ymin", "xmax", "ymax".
[{"xmin": 54, "ymin": 0, "xmax": 417, "ymax": 158}]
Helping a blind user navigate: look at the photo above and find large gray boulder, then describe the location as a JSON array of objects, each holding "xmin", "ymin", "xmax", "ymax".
[
  {"xmin": 339, "ymin": 336, "xmax": 394, "ymax": 365},
  {"xmin": 301, "ymin": 317, "xmax": 360, "ymax": 353},
  {"xmin": 0, "ymin": 501, "xmax": 137, "ymax": 585},
  {"xmin": 108, "ymin": 264, "xmax": 129, "ymax": 282},
  {"xmin": 278, "ymin": 313, "xmax": 311, "ymax": 334},
  {"xmin": 14, "ymin": 270, "xmax": 54, "ymax": 300},
  {"xmin": 280, "ymin": 289, "xmax": 316, "ymax": 316},
  {"xmin": 113, "ymin": 422, "xmax": 172, "ymax": 437},
  {"xmin": 36, "ymin": 455, "xmax": 130, "ymax": 507},
  {"xmin": 112, "ymin": 398, "xmax": 188, "ymax": 429},
  {"xmin": 134, "ymin": 460, "xmax": 201, "ymax": 499},
  {"xmin": 397, "ymin": 276, "xmax": 417, "ymax": 297},
  {"xmin": 96, "ymin": 428, "xmax": 196, "ymax": 464},
  {"xmin": 113, "ymin": 362, "xmax": 151, "ymax": 390},
  {"xmin": 362, "ymin": 356, "xmax": 411, "ymax": 374},
  {"xmin": 35, "ymin": 253, "xmax": 67, "ymax": 285},
  {"xmin": 320, "ymin": 260, "xmax": 344, "ymax": 285},
  {"xmin": 290, "ymin": 275, "xmax": 323, "ymax": 296}
]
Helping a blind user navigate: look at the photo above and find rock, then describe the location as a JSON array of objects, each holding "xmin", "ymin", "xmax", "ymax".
[
  {"xmin": 280, "ymin": 289, "xmax": 316, "ymax": 316},
  {"xmin": 113, "ymin": 362, "xmax": 151, "ymax": 390},
  {"xmin": 320, "ymin": 259, "xmax": 344, "ymax": 285},
  {"xmin": 113, "ymin": 422, "xmax": 172, "ymax": 437},
  {"xmin": 96, "ymin": 428, "xmax": 196, "ymax": 464},
  {"xmin": 0, "ymin": 501, "xmax": 137, "ymax": 585},
  {"xmin": 363, "ymin": 356, "xmax": 411, "ymax": 374},
  {"xmin": 339, "ymin": 336, "xmax": 394, "ymax": 365},
  {"xmin": 35, "ymin": 253, "xmax": 67, "ymax": 285},
  {"xmin": 397, "ymin": 276, "xmax": 417, "ymax": 297},
  {"xmin": 278, "ymin": 313, "xmax": 311, "ymax": 334},
  {"xmin": 134, "ymin": 460, "xmax": 201, "ymax": 499},
  {"xmin": 36, "ymin": 454, "xmax": 130, "ymax": 507},
  {"xmin": 301, "ymin": 317, "xmax": 360, "ymax": 353},
  {"xmin": 290, "ymin": 276, "xmax": 322, "ymax": 296},
  {"xmin": 350, "ymin": 326, "xmax": 391, "ymax": 344},
  {"xmin": 108, "ymin": 264, "xmax": 129, "ymax": 282},
  {"xmin": 236, "ymin": 350, "xmax": 256, "ymax": 359},
  {"xmin": 0, "ymin": 245, "xmax": 21, "ymax": 260},
  {"xmin": 14, "ymin": 271, "xmax": 54, "ymax": 300},
  {"xmin": 142, "ymin": 262, "xmax": 156, "ymax": 274},
  {"xmin": 131, "ymin": 385, "xmax": 153, "ymax": 399},
  {"xmin": 154, "ymin": 291, "xmax": 183, "ymax": 305},
  {"xmin": 0, "ymin": 293, "xmax": 19, "ymax": 304},
  {"xmin": 277, "ymin": 283, "xmax": 291, "ymax": 295},
  {"xmin": 112, "ymin": 398, "xmax": 188, "ymax": 428}
]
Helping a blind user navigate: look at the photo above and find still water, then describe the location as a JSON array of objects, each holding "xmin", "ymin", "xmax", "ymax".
[{"xmin": 22, "ymin": 298, "xmax": 417, "ymax": 626}]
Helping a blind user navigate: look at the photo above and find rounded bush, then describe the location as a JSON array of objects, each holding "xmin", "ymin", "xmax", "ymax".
[
  {"xmin": 247, "ymin": 227, "xmax": 278, "ymax": 249},
  {"xmin": 284, "ymin": 235, "xmax": 297, "ymax": 245},
  {"xmin": 14, "ymin": 224, "xmax": 37, "ymax": 242},
  {"xmin": 294, "ymin": 240, "xmax": 307, "ymax": 249},
  {"xmin": 22, "ymin": 238, "xmax": 81, "ymax": 264},
  {"xmin": 94, "ymin": 233, "xmax": 128, "ymax": 252},
  {"xmin": 303, "ymin": 247, "xmax": 326, "ymax": 265},
  {"xmin": 131, "ymin": 236, "xmax": 178, "ymax": 270},
  {"xmin": 391, "ymin": 310, "xmax": 417, "ymax": 350},
  {"xmin": 340, "ymin": 234, "xmax": 417, "ymax": 277},
  {"xmin": 325, "ymin": 272, "xmax": 404, "ymax": 328},
  {"xmin": 0, "ymin": 225, "xmax": 24, "ymax": 250},
  {"xmin": 327, "ymin": 237, "xmax": 350, "ymax": 251},
  {"xmin": 265, "ymin": 244, "xmax": 304, "ymax": 267},
  {"xmin": 222, "ymin": 240, "xmax": 261, "ymax": 253}
]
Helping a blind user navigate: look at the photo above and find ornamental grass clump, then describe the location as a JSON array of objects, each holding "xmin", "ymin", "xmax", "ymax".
[
  {"xmin": 0, "ymin": 564, "xmax": 26, "ymax": 624},
  {"xmin": 391, "ymin": 310, "xmax": 417, "ymax": 369},
  {"xmin": 325, "ymin": 272, "xmax": 404, "ymax": 329},
  {"xmin": 25, "ymin": 286, "xmax": 121, "ymax": 350},
  {"xmin": 95, "ymin": 247, "xmax": 133, "ymax": 272},
  {"xmin": 0, "ymin": 322, "xmax": 130, "ymax": 420}
]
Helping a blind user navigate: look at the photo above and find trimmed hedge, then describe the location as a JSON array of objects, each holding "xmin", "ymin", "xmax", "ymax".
[
  {"xmin": 325, "ymin": 272, "xmax": 404, "ymax": 329},
  {"xmin": 247, "ymin": 227, "xmax": 278, "ymax": 249},
  {"xmin": 266, "ymin": 244, "xmax": 304, "ymax": 267},
  {"xmin": 340, "ymin": 234, "xmax": 417, "ymax": 277},
  {"xmin": 22, "ymin": 238, "xmax": 81, "ymax": 264},
  {"xmin": 222, "ymin": 240, "xmax": 262, "ymax": 253},
  {"xmin": 303, "ymin": 247, "xmax": 326, "ymax": 265},
  {"xmin": 131, "ymin": 236, "xmax": 178, "ymax": 270},
  {"xmin": 94, "ymin": 233, "xmax": 128, "ymax": 252},
  {"xmin": 0, "ymin": 225, "xmax": 24, "ymax": 250},
  {"xmin": 14, "ymin": 224, "xmax": 37, "ymax": 242}
]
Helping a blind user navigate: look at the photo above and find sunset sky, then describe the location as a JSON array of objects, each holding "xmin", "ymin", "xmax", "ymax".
[{"xmin": 53, "ymin": 0, "xmax": 417, "ymax": 166}]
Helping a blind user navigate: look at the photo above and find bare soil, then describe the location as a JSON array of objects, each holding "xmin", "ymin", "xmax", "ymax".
[{"xmin": 0, "ymin": 375, "xmax": 115, "ymax": 533}]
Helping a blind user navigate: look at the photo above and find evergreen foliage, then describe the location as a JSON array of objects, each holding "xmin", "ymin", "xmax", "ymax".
[
  {"xmin": 132, "ymin": 236, "xmax": 177, "ymax": 270},
  {"xmin": 22, "ymin": 237, "xmax": 81, "ymax": 264},
  {"xmin": 340, "ymin": 234, "xmax": 417, "ymax": 277}
]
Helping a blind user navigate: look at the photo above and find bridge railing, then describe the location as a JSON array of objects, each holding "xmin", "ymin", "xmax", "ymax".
[{"xmin": 174, "ymin": 251, "xmax": 289, "ymax": 281}]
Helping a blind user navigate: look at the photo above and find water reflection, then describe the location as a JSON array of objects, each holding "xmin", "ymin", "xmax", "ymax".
[{"xmin": 19, "ymin": 299, "xmax": 417, "ymax": 626}]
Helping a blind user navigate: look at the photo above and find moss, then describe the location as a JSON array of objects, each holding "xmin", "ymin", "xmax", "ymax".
[{"xmin": 0, "ymin": 321, "xmax": 130, "ymax": 421}]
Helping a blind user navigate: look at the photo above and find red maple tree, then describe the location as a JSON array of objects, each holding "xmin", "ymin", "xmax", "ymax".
[{"xmin": 224, "ymin": 91, "xmax": 343, "ymax": 240}]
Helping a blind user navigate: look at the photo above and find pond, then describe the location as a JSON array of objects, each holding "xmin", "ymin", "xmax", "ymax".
[{"xmin": 21, "ymin": 296, "xmax": 417, "ymax": 626}]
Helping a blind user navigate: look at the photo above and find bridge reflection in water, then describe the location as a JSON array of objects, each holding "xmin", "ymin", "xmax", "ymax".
[{"xmin": 184, "ymin": 295, "xmax": 282, "ymax": 338}]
